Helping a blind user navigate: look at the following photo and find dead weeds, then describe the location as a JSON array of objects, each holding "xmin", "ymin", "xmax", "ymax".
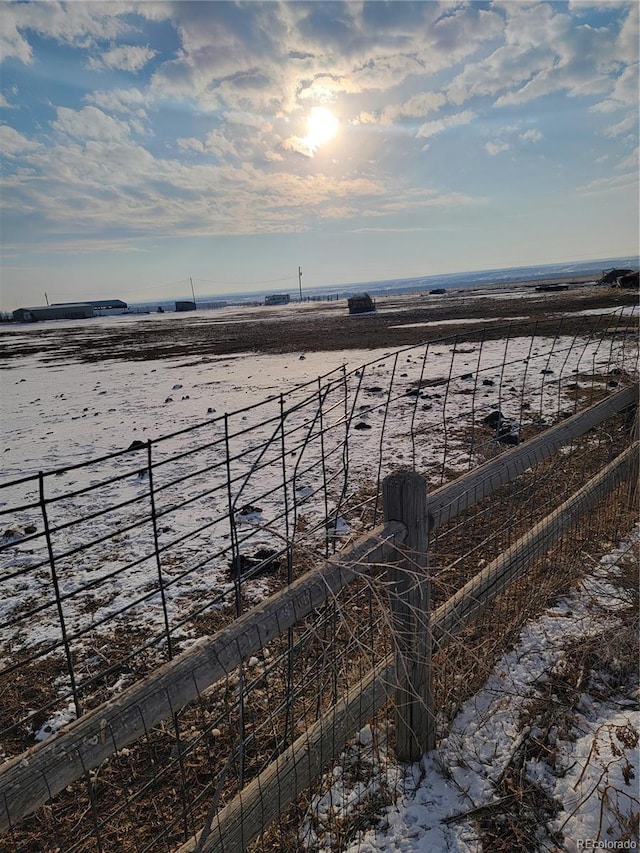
[{"xmin": 2, "ymin": 401, "xmax": 638, "ymax": 853}]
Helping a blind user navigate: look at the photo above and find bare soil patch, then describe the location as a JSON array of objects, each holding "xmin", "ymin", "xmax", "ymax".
[{"xmin": 1, "ymin": 285, "xmax": 636, "ymax": 366}]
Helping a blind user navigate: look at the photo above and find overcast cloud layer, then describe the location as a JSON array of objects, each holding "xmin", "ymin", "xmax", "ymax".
[{"xmin": 0, "ymin": 1, "xmax": 638, "ymax": 307}]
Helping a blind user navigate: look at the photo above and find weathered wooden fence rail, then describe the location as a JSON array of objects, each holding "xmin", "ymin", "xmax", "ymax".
[
  {"xmin": 0, "ymin": 521, "xmax": 407, "ymax": 832},
  {"xmin": 430, "ymin": 440, "xmax": 638, "ymax": 650},
  {"xmin": 428, "ymin": 382, "xmax": 638, "ymax": 528},
  {"xmin": 175, "ymin": 437, "xmax": 638, "ymax": 853},
  {"xmin": 176, "ymin": 658, "xmax": 398, "ymax": 853},
  {"xmin": 1, "ymin": 383, "xmax": 638, "ymax": 847}
]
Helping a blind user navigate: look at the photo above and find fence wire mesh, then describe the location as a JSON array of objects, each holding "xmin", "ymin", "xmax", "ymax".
[{"xmin": 1, "ymin": 308, "xmax": 638, "ymax": 852}]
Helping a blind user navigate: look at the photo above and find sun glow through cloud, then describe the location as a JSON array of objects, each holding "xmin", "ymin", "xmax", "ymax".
[{"xmin": 304, "ymin": 106, "xmax": 338, "ymax": 151}]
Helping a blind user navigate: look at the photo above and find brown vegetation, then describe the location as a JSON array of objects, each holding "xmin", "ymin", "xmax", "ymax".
[{"xmin": 0, "ymin": 285, "xmax": 636, "ymax": 365}]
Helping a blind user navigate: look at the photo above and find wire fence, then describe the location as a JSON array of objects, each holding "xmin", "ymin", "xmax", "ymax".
[{"xmin": 1, "ymin": 307, "xmax": 638, "ymax": 852}]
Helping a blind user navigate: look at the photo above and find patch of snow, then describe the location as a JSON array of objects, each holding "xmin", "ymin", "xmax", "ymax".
[
  {"xmin": 34, "ymin": 702, "xmax": 77, "ymax": 742},
  {"xmin": 548, "ymin": 708, "xmax": 639, "ymax": 851},
  {"xmin": 299, "ymin": 527, "xmax": 640, "ymax": 853},
  {"xmin": 389, "ymin": 317, "xmax": 527, "ymax": 329},
  {"xmin": 0, "ymin": 321, "xmax": 636, "ymax": 660}
]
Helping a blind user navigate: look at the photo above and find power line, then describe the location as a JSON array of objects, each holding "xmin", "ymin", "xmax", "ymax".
[
  {"xmin": 44, "ymin": 270, "xmax": 298, "ymax": 306},
  {"xmin": 125, "ymin": 278, "xmax": 190, "ymax": 293},
  {"xmin": 45, "ymin": 278, "xmax": 190, "ymax": 300},
  {"xmin": 193, "ymin": 274, "xmax": 294, "ymax": 286}
]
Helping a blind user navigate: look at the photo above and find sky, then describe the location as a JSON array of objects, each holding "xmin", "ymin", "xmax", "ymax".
[{"xmin": 0, "ymin": 0, "xmax": 638, "ymax": 310}]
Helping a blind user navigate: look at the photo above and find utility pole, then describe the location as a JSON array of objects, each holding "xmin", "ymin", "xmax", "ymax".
[
  {"xmin": 45, "ymin": 292, "xmax": 49, "ymax": 306},
  {"xmin": 190, "ymin": 277, "xmax": 197, "ymax": 308},
  {"xmin": 298, "ymin": 266, "xmax": 303, "ymax": 302}
]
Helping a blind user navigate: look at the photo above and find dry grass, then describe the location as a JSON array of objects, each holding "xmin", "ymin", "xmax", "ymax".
[
  {"xmin": 2, "ymin": 406, "xmax": 638, "ymax": 853},
  {"xmin": 477, "ymin": 536, "xmax": 639, "ymax": 853}
]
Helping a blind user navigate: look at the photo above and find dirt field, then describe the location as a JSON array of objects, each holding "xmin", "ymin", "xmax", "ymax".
[{"xmin": 1, "ymin": 283, "xmax": 637, "ymax": 365}]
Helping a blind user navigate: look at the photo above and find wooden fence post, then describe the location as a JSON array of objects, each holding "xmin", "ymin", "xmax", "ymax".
[{"xmin": 383, "ymin": 470, "xmax": 435, "ymax": 761}]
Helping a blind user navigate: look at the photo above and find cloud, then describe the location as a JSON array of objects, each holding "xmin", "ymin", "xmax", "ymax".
[
  {"xmin": 149, "ymin": 58, "xmax": 221, "ymax": 111},
  {"xmin": 0, "ymin": 1, "xmax": 131, "ymax": 59},
  {"xmin": 355, "ymin": 188, "xmax": 478, "ymax": 220},
  {"xmin": 353, "ymin": 112, "xmax": 378, "ymax": 125},
  {"xmin": 0, "ymin": 125, "xmax": 41, "ymax": 156},
  {"xmin": 281, "ymin": 135, "xmax": 315, "ymax": 159},
  {"xmin": 391, "ymin": 91, "xmax": 447, "ymax": 119},
  {"xmin": 222, "ymin": 110, "xmax": 272, "ymax": 131},
  {"xmin": 485, "ymin": 140, "xmax": 511, "ymax": 156},
  {"xmin": 448, "ymin": 1, "xmax": 634, "ymax": 111},
  {"xmin": 88, "ymin": 45, "xmax": 157, "ymax": 73},
  {"xmin": 616, "ymin": 1, "xmax": 639, "ymax": 64},
  {"xmin": 616, "ymin": 146, "xmax": 639, "ymax": 171},
  {"xmin": 1, "ymin": 0, "xmax": 637, "ymax": 263},
  {"xmin": 0, "ymin": 92, "xmax": 18, "ymax": 110},
  {"xmin": 447, "ymin": 43, "xmax": 550, "ymax": 106},
  {"xmin": 51, "ymin": 106, "xmax": 132, "ymax": 143},
  {"xmin": 484, "ymin": 125, "xmax": 543, "ymax": 155},
  {"xmin": 87, "ymin": 88, "xmax": 148, "ymax": 118},
  {"xmin": 416, "ymin": 110, "xmax": 477, "ymax": 139},
  {"xmin": 0, "ymin": 14, "xmax": 32, "ymax": 64},
  {"xmin": 567, "ymin": 1, "xmax": 628, "ymax": 9},
  {"xmin": 497, "ymin": 7, "xmax": 626, "ymax": 106},
  {"xmin": 297, "ymin": 73, "xmax": 364, "ymax": 103},
  {"xmin": 602, "ymin": 115, "xmax": 638, "ymax": 137},
  {"xmin": 365, "ymin": 91, "xmax": 448, "ymax": 127},
  {"xmin": 592, "ymin": 64, "xmax": 640, "ymax": 113},
  {"xmin": 177, "ymin": 113, "xmax": 278, "ymax": 165},
  {"xmin": 142, "ymin": 2, "xmax": 505, "ymax": 120},
  {"xmin": 2, "ymin": 118, "xmax": 393, "ymax": 247},
  {"xmin": 147, "ymin": 1, "xmax": 289, "ymax": 109},
  {"xmin": 177, "ymin": 137, "xmax": 205, "ymax": 154},
  {"xmin": 204, "ymin": 129, "xmax": 240, "ymax": 160},
  {"xmin": 577, "ymin": 170, "xmax": 638, "ymax": 196},
  {"xmin": 484, "ymin": 122, "xmax": 544, "ymax": 157}
]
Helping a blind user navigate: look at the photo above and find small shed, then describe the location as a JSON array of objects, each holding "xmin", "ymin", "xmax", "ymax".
[
  {"xmin": 265, "ymin": 294, "xmax": 290, "ymax": 305},
  {"xmin": 348, "ymin": 293, "xmax": 376, "ymax": 314},
  {"xmin": 175, "ymin": 300, "xmax": 196, "ymax": 312},
  {"xmin": 598, "ymin": 268, "xmax": 633, "ymax": 285}
]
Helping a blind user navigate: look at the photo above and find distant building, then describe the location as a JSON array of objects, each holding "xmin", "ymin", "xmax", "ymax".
[
  {"xmin": 13, "ymin": 298, "xmax": 129, "ymax": 322},
  {"xmin": 175, "ymin": 300, "xmax": 196, "ymax": 312},
  {"xmin": 88, "ymin": 298, "xmax": 127, "ymax": 315},
  {"xmin": 598, "ymin": 268, "xmax": 633, "ymax": 285},
  {"xmin": 265, "ymin": 294, "xmax": 291, "ymax": 305},
  {"xmin": 347, "ymin": 293, "xmax": 376, "ymax": 314},
  {"xmin": 52, "ymin": 298, "xmax": 128, "ymax": 316},
  {"xmin": 13, "ymin": 304, "xmax": 95, "ymax": 322}
]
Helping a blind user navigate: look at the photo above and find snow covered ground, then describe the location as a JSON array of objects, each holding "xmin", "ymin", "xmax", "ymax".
[
  {"xmin": 0, "ymin": 300, "xmax": 637, "ymax": 849},
  {"xmin": 1, "ymin": 309, "xmax": 636, "ymax": 663},
  {"xmin": 301, "ymin": 529, "xmax": 639, "ymax": 853}
]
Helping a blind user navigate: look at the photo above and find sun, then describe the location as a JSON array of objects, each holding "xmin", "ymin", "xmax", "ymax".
[{"xmin": 304, "ymin": 106, "xmax": 339, "ymax": 150}]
